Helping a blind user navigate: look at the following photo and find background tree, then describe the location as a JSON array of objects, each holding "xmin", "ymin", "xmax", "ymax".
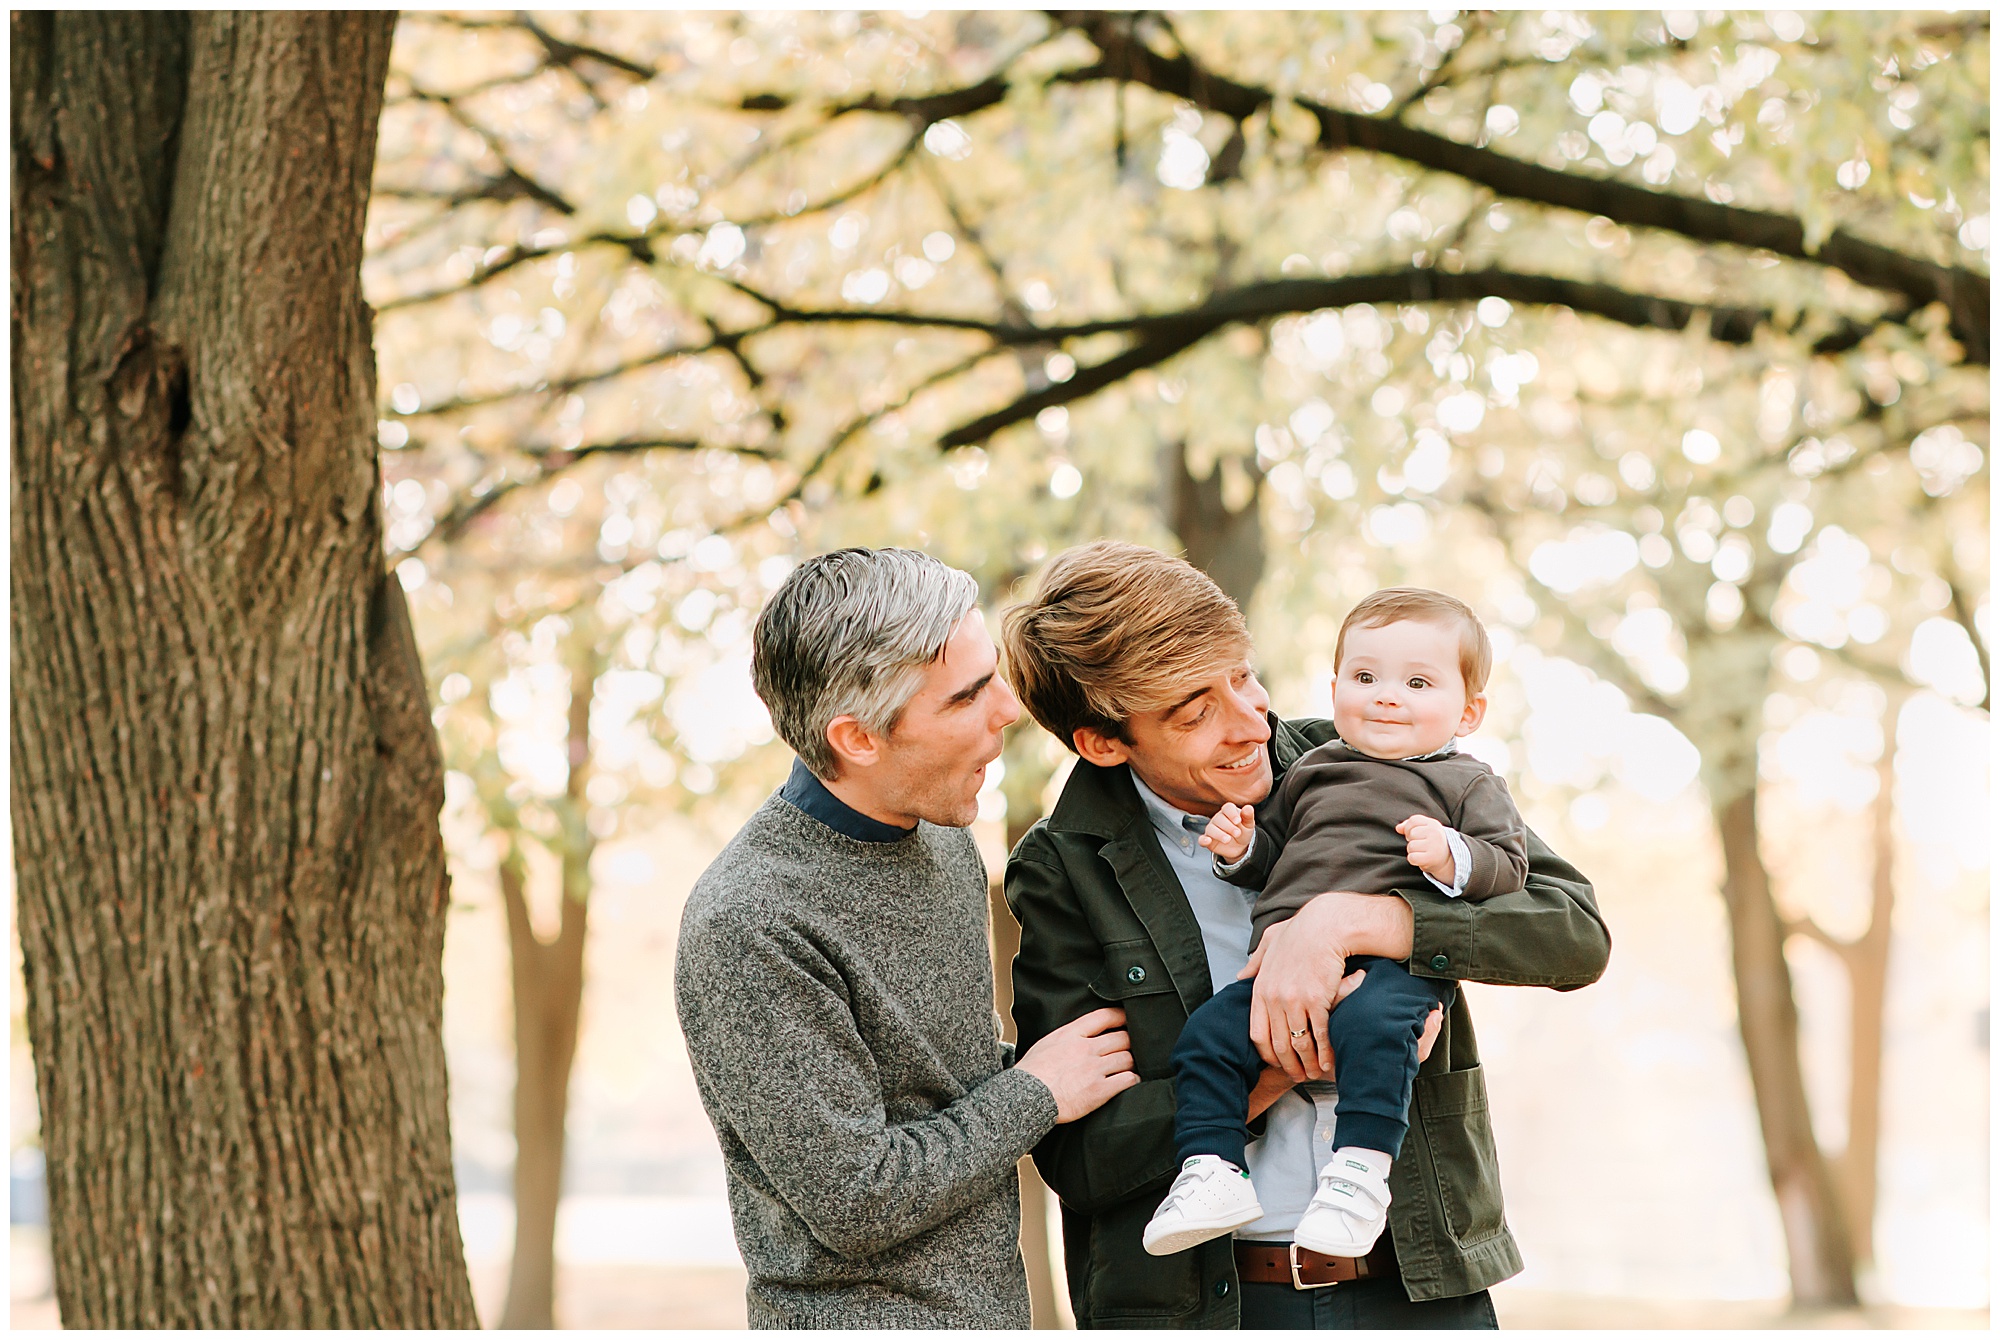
[
  {"xmin": 11, "ymin": 12, "xmax": 477, "ymax": 1326},
  {"xmin": 365, "ymin": 8, "xmax": 1987, "ymax": 1313},
  {"xmin": 1442, "ymin": 327, "xmax": 1985, "ymax": 1303},
  {"xmin": 411, "ymin": 427, "xmax": 793, "ymax": 1323}
]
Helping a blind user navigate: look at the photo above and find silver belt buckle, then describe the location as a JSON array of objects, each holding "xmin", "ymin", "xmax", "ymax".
[{"xmin": 1288, "ymin": 1242, "xmax": 1339, "ymax": 1290}]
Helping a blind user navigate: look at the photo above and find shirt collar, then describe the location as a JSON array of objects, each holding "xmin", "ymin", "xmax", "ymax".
[
  {"xmin": 777, "ymin": 757, "xmax": 916, "ymax": 843},
  {"xmin": 1334, "ymin": 735, "xmax": 1461, "ymax": 763},
  {"xmin": 1128, "ymin": 769, "xmax": 1215, "ymax": 844}
]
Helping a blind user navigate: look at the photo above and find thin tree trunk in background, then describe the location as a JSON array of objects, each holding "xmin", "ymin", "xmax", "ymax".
[
  {"xmin": 1715, "ymin": 790, "xmax": 1859, "ymax": 1308},
  {"xmin": 990, "ymin": 882, "xmax": 1063, "ymax": 1330},
  {"xmin": 1167, "ymin": 439, "xmax": 1265, "ymax": 612},
  {"xmin": 496, "ymin": 849, "xmax": 589, "ymax": 1329},
  {"xmin": 498, "ymin": 652, "xmax": 598, "ymax": 1329},
  {"xmin": 12, "ymin": 12, "xmax": 476, "ymax": 1326},
  {"xmin": 1835, "ymin": 697, "xmax": 1900, "ymax": 1273},
  {"xmin": 994, "ymin": 723, "xmax": 1065, "ymax": 1327}
]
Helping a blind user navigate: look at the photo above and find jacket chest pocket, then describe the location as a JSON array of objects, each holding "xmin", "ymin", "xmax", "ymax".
[{"xmin": 1088, "ymin": 938, "xmax": 1184, "ymax": 1080}]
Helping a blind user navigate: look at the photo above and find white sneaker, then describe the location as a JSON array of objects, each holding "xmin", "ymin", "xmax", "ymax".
[
  {"xmin": 1141, "ymin": 1155, "xmax": 1264, "ymax": 1256},
  {"xmin": 1292, "ymin": 1148, "xmax": 1393, "ymax": 1257}
]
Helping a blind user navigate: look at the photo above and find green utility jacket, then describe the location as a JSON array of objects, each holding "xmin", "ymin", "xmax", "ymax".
[{"xmin": 1005, "ymin": 714, "xmax": 1610, "ymax": 1329}]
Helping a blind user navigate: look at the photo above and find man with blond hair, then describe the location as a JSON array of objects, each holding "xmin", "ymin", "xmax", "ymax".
[{"xmin": 1001, "ymin": 540, "xmax": 1609, "ymax": 1329}]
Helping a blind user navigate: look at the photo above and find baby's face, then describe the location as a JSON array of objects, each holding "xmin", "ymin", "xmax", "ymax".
[{"xmin": 1331, "ymin": 619, "xmax": 1483, "ymax": 760}]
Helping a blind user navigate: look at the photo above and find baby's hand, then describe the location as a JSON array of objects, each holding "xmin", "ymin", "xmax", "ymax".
[
  {"xmin": 1199, "ymin": 803, "xmax": 1255, "ymax": 864},
  {"xmin": 1396, "ymin": 814, "xmax": 1455, "ymax": 883}
]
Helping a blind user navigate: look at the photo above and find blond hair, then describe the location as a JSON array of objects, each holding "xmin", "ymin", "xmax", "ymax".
[
  {"xmin": 1002, "ymin": 541, "xmax": 1249, "ymax": 751},
  {"xmin": 1334, "ymin": 587, "xmax": 1493, "ymax": 696}
]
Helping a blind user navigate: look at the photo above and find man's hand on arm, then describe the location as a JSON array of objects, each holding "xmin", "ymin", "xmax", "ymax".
[
  {"xmin": 1014, "ymin": 1006, "xmax": 1139, "ymax": 1123},
  {"xmin": 1240, "ymin": 893, "xmax": 1418, "ymax": 1082},
  {"xmin": 1242, "ymin": 996, "xmax": 1442, "ymax": 1121}
]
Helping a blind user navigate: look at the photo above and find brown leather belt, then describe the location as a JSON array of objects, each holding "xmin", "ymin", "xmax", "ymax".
[{"xmin": 1233, "ymin": 1238, "xmax": 1396, "ymax": 1289}]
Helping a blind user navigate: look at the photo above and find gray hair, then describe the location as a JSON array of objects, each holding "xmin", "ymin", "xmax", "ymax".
[{"xmin": 752, "ymin": 547, "xmax": 980, "ymax": 779}]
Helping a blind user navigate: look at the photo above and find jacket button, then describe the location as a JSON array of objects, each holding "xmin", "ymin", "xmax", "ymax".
[
  {"xmin": 1430, "ymin": 954, "xmax": 1450, "ymax": 971},
  {"xmin": 1213, "ymin": 1280, "xmax": 1231, "ymax": 1298},
  {"xmin": 1127, "ymin": 965, "xmax": 1147, "ymax": 984}
]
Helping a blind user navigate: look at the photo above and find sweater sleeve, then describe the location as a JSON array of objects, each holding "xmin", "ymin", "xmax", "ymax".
[
  {"xmin": 677, "ymin": 910, "xmax": 1058, "ymax": 1259},
  {"xmin": 1451, "ymin": 770, "xmax": 1531, "ymax": 901}
]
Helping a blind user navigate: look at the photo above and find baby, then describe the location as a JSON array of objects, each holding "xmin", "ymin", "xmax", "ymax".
[{"xmin": 1142, "ymin": 587, "xmax": 1528, "ymax": 1259}]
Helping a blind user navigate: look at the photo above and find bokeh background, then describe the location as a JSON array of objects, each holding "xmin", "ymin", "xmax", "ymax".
[{"xmin": 13, "ymin": 8, "xmax": 1989, "ymax": 1329}]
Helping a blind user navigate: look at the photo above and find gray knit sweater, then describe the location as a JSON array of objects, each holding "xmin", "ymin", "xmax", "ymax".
[{"xmin": 675, "ymin": 792, "xmax": 1060, "ymax": 1329}]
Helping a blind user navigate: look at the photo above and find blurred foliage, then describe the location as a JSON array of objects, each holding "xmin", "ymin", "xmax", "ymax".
[
  {"xmin": 365, "ymin": 11, "xmax": 1986, "ymax": 1303},
  {"xmin": 364, "ymin": 9, "xmax": 1986, "ymax": 844}
]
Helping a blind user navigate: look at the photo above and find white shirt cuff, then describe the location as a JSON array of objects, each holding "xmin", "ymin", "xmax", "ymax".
[
  {"xmin": 1215, "ymin": 844, "xmax": 1257, "ymax": 877},
  {"xmin": 1422, "ymin": 828, "xmax": 1473, "ymax": 898}
]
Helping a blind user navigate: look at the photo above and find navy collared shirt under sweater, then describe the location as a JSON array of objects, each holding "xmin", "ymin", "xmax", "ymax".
[{"xmin": 777, "ymin": 757, "xmax": 914, "ymax": 843}]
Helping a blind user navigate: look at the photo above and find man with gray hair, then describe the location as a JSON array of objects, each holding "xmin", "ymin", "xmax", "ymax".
[{"xmin": 676, "ymin": 547, "xmax": 1138, "ymax": 1328}]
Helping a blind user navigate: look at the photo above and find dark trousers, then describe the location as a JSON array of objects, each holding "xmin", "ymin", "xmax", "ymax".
[
  {"xmin": 1238, "ymin": 1277, "xmax": 1499, "ymax": 1329},
  {"xmin": 1171, "ymin": 957, "xmax": 1455, "ymax": 1166}
]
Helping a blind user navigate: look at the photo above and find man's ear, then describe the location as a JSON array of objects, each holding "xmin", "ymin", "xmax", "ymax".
[
  {"xmin": 1456, "ymin": 692, "xmax": 1488, "ymax": 737},
  {"xmin": 824, "ymin": 715, "xmax": 881, "ymax": 771},
  {"xmin": 1072, "ymin": 725, "xmax": 1132, "ymax": 768}
]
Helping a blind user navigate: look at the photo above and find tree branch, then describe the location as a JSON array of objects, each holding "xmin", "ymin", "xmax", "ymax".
[
  {"xmin": 1053, "ymin": 11, "xmax": 1990, "ymax": 362},
  {"xmin": 513, "ymin": 13, "xmax": 658, "ymax": 83},
  {"xmin": 399, "ymin": 82, "xmax": 579, "ymax": 216},
  {"xmin": 373, "ymin": 226, "xmax": 656, "ymax": 311},
  {"xmin": 937, "ymin": 324, "xmax": 1204, "ymax": 447},
  {"xmin": 756, "ymin": 346, "xmax": 1007, "ymax": 519},
  {"xmin": 393, "ymin": 338, "xmax": 730, "ymax": 418},
  {"xmin": 373, "ymin": 129, "xmax": 920, "ymax": 314},
  {"xmin": 418, "ymin": 12, "xmax": 658, "ymax": 83},
  {"xmin": 724, "ymin": 130, "xmax": 923, "ymax": 231},
  {"xmin": 931, "ymin": 265, "xmax": 1903, "ymax": 448},
  {"xmin": 372, "ymin": 164, "xmax": 578, "ymax": 214},
  {"xmin": 410, "ymin": 437, "xmax": 773, "ymax": 554},
  {"xmin": 1784, "ymin": 915, "xmax": 1856, "ymax": 958},
  {"xmin": 1940, "ymin": 549, "xmax": 1992, "ymax": 713}
]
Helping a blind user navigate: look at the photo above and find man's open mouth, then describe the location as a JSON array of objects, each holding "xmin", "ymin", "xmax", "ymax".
[{"xmin": 1216, "ymin": 750, "xmax": 1262, "ymax": 772}]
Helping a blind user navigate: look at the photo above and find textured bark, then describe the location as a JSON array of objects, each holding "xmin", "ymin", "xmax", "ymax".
[
  {"xmin": 1715, "ymin": 790, "xmax": 1860, "ymax": 1308},
  {"xmin": 11, "ymin": 11, "xmax": 477, "ymax": 1327},
  {"xmin": 497, "ymin": 658, "xmax": 596, "ymax": 1330},
  {"xmin": 1168, "ymin": 440, "xmax": 1266, "ymax": 613}
]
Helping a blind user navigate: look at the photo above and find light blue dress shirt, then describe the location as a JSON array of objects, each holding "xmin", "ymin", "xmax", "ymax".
[{"xmin": 1128, "ymin": 771, "xmax": 1339, "ymax": 1242}]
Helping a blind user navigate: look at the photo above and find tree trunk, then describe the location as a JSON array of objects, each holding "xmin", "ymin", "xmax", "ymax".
[
  {"xmin": 1166, "ymin": 439, "xmax": 1265, "ymax": 612},
  {"xmin": 989, "ymin": 880, "xmax": 1064, "ymax": 1330},
  {"xmin": 11, "ymin": 11, "xmax": 477, "ymax": 1327},
  {"xmin": 993, "ymin": 722, "xmax": 1066, "ymax": 1327},
  {"xmin": 495, "ymin": 846, "xmax": 589, "ymax": 1330},
  {"xmin": 497, "ymin": 650, "xmax": 598, "ymax": 1329},
  {"xmin": 1714, "ymin": 790, "xmax": 1859, "ymax": 1308},
  {"xmin": 1834, "ymin": 698, "xmax": 1899, "ymax": 1274}
]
